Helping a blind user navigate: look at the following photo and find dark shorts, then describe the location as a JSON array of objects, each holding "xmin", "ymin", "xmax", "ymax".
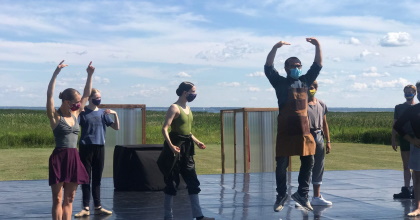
[
  {"xmin": 399, "ymin": 136, "xmax": 411, "ymax": 152},
  {"xmin": 49, "ymin": 148, "xmax": 89, "ymax": 186}
]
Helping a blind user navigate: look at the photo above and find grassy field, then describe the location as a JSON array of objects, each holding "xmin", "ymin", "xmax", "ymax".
[
  {"xmin": 0, "ymin": 109, "xmax": 394, "ymax": 148},
  {"xmin": 0, "ymin": 142, "xmax": 402, "ymax": 181}
]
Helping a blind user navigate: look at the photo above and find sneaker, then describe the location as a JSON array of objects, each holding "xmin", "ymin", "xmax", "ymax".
[
  {"xmin": 311, "ymin": 195, "xmax": 332, "ymax": 206},
  {"xmin": 94, "ymin": 206, "xmax": 112, "ymax": 215},
  {"xmin": 291, "ymin": 192, "xmax": 313, "ymax": 211},
  {"xmin": 74, "ymin": 208, "xmax": 90, "ymax": 217},
  {"xmin": 394, "ymin": 186, "xmax": 411, "ymax": 199},
  {"xmin": 273, "ymin": 194, "xmax": 288, "ymax": 212}
]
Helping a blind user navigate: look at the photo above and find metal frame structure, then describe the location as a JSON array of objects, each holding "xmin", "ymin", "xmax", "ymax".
[{"xmin": 221, "ymin": 108, "xmax": 292, "ymax": 174}]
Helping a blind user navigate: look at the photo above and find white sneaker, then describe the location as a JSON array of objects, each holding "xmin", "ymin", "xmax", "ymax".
[{"xmin": 311, "ymin": 195, "xmax": 332, "ymax": 206}]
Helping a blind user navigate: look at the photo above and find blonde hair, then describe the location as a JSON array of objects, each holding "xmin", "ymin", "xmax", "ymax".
[
  {"xmin": 89, "ymin": 88, "xmax": 101, "ymax": 98},
  {"xmin": 404, "ymin": 85, "xmax": 416, "ymax": 93}
]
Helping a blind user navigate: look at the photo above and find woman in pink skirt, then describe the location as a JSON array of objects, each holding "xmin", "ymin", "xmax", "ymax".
[{"xmin": 46, "ymin": 60, "xmax": 94, "ymax": 220}]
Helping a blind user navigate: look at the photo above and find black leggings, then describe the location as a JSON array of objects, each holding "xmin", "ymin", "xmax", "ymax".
[{"xmin": 79, "ymin": 144, "xmax": 105, "ymax": 207}]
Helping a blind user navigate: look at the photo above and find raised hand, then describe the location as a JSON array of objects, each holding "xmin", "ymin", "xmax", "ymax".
[
  {"xmin": 273, "ymin": 41, "xmax": 291, "ymax": 49},
  {"xmin": 54, "ymin": 60, "xmax": 68, "ymax": 74},
  {"xmin": 306, "ymin": 37, "xmax": 320, "ymax": 46},
  {"xmin": 86, "ymin": 61, "xmax": 95, "ymax": 75}
]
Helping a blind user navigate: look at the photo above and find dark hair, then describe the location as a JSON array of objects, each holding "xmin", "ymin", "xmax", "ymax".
[
  {"xmin": 404, "ymin": 85, "xmax": 416, "ymax": 92},
  {"xmin": 176, "ymin": 81, "xmax": 194, "ymax": 96},
  {"xmin": 416, "ymin": 81, "xmax": 420, "ymax": 90},
  {"xmin": 284, "ymin": 57, "xmax": 301, "ymax": 68},
  {"xmin": 59, "ymin": 88, "xmax": 80, "ymax": 101},
  {"xmin": 311, "ymin": 80, "xmax": 318, "ymax": 89}
]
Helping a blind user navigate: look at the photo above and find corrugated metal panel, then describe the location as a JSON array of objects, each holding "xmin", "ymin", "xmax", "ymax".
[
  {"xmin": 247, "ymin": 111, "xmax": 278, "ymax": 172},
  {"xmin": 102, "ymin": 107, "xmax": 145, "ymax": 177},
  {"xmin": 222, "ymin": 112, "xmax": 235, "ymax": 173},
  {"xmin": 235, "ymin": 112, "xmax": 244, "ymax": 173}
]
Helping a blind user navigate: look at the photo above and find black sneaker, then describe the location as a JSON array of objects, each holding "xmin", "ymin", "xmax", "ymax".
[
  {"xmin": 291, "ymin": 192, "xmax": 313, "ymax": 211},
  {"xmin": 393, "ymin": 186, "xmax": 411, "ymax": 199},
  {"xmin": 273, "ymin": 194, "xmax": 288, "ymax": 212}
]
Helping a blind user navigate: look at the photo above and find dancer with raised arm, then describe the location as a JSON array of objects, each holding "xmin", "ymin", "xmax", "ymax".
[{"xmin": 46, "ymin": 61, "xmax": 94, "ymax": 220}]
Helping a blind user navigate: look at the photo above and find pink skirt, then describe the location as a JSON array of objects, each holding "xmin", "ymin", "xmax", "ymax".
[{"xmin": 49, "ymin": 148, "xmax": 89, "ymax": 186}]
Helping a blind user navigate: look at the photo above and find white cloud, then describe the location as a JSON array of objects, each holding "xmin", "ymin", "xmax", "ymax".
[
  {"xmin": 361, "ymin": 66, "xmax": 390, "ymax": 77},
  {"xmin": 196, "ymin": 39, "xmax": 262, "ymax": 62},
  {"xmin": 341, "ymin": 37, "xmax": 361, "ymax": 45},
  {"xmin": 360, "ymin": 49, "xmax": 380, "ymax": 58},
  {"xmin": 390, "ymin": 54, "xmax": 420, "ymax": 67},
  {"xmin": 247, "ymin": 71, "xmax": 264, "ymax": 77},
  {"xmin": 371, "ymin": 78, "xmax": 410, "ymax": 88},
  {"xmin": 129, "ymin": 86, "xmax": 169, "ymax": 97},
  {"xmin": 218, "ymin": 82, "xmax": 241, "ymax": 87},
  {"xmin": 348, "ymin": 75, "xmax": 356, "ymax": 80},
  {"xmin": 176, "ymin": 71, "xmax": 191, "ymax": 78},
  {"xmin": 351, "ymin": 82, "xmax": 368, "ymax": 91},
  {"xmin": 3, "ymin": 86, "xmax": 25, "ymax": 93},
  {"xmin": 247, "ymin": 87, "xmax": 260, "ymax": 92},
  {"xmin": 265, "ymin": 88, "xmax": 275, "ymax": 92},
  {"xmin": 380, "ymin": 32, "xmax": 411, "ymax": 47},
  {"xmin": 332, "ymin": 57, "xmax": 341, "ymax": 62},
  {"xmin": 317, "ymin": 79, "xmax": 334, "ymax": 84}
]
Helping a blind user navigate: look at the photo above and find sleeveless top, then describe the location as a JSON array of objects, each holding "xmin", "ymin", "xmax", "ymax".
[
  {"xmin": 53, "ymin": 109, "xmax": 80, "ymax": 148},
  {"xmin": 171, "ymin": 104, "xmax": 193, "ymax": 135}
]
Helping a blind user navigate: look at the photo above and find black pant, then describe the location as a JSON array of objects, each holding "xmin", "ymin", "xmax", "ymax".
[
  {"xmin": 79, "ymin": 144, "xmax": 105, "ymax": 207},
  {"xmin": 275, "ymin": 155, "xmax": 314, "ymax": 197},
  {"xmin": 164, "ymin": 155, "xmax": 201, "ymax": 196}
]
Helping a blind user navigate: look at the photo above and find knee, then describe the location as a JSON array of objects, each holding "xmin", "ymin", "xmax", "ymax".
[
  {"xmin": 63, "ymin": 192, "xmax": 76, "ymax": 205},
  {"xmin": 52, "ymin": 194, "xmax": 62, "ymax": 205}
]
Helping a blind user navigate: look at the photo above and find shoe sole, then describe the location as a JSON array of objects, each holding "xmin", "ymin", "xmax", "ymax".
[
  {"xmin": 291, "ymin": 194, "xmax": 313, "ymax": 211},
  {"xmin": 274, "ymin": 206, "xmax": 284, "ymax": 212}
]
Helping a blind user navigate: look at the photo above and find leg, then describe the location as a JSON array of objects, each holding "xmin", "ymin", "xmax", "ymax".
[
  {"xmin": 274, "ymin": 156, "xmax": 289, "ymax": 212},
  {"xmin": 62, "ymin": 182, "xmax": 78, "ymax": 220},
  {"xmin": 179, "ymin": 156, "xmax": 203, "ymax": 218},
  {"xmin": 92, "ymin": 145, "xmax": 105, "ymax": 208},
  {"xmin": 312, "ymin": 133, "xmax": 325, "ymax": 198},
  {"xmin": 401, "ymin": 151, "xmax": 411, "ymax": 187},
  {"xmin": 408, "ymin": 171, "xmax": 420, "ymax": 216},
  {"xmin": 275, "ymin": 156, "xmax": 289, "ymax": 196},
  {"xmin": 298, "ymin": 155, "xmax": 314, "ymax": 197},
  {"xmin": 79, "ymin": 144, "xmax": 93, "ymax": 208},
  {"xmin": 51, "ymin": 182, "xmax": 64, "ymax": 220}
]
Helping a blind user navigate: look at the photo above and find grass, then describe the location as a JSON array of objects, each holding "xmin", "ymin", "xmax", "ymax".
[{"xmin": 0, "ymin": 143, "xmax": 403, "ymax": 181}]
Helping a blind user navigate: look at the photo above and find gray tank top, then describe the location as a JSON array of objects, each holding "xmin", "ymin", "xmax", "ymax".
[{"xmin": 53, "ymin": 109, "xmax": 80, "ymax": 148}]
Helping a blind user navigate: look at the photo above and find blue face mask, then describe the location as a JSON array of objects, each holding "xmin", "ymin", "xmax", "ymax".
[
  {"xmin": 92, "ymin": 98, "xmax": 101, "ymax": 106},
  {"xmin": 186, "ymin": 93, "xmax": 197, "ymax": 102},
  {"xmin": 289, "ymin": 68, "xmax": 302, "ymax": 80}
]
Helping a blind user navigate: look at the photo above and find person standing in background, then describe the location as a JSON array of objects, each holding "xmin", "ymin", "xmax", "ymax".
[
  {"xmin": 394, "ymin": 81, "xmax": 420, "ymax": 216},
  {"xmin": 392, "ymin": 85, "xmax": 417, "ymax": 199},
  {"xmin": 75, "ymin": 88, "xmax": 120, "ymax": 217}
]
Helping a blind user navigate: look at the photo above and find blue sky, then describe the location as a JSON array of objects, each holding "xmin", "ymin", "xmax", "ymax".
[{"xmin": 1, "ymin": 0, "xmax": 420, "ymax": 108}]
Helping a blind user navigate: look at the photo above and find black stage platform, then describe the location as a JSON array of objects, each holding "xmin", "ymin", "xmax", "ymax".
[{"xmin": 0, "ymin": 170, "xmax": 418, "ymax": 220}]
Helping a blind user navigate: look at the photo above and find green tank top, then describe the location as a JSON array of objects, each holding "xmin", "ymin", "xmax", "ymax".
[{"xmin": 171, "ymin": 104, "xmax": 193, "ymax": 135}]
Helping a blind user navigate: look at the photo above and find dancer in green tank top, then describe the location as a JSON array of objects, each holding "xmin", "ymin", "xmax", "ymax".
[{"xmin": 158, "ymin": 81, "xmax": 214, "ymax": 220}]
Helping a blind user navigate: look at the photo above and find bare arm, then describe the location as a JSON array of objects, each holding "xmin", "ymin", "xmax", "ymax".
[
  {"xmin": 322, "ymin": 114, "xmax": 331, "ymax": 154},
  {"xmin": 391, "ymin": 119, "xmax": 398, "ymax": 151},
  {"xmin": 191, "ymin": 134, "xmax": 206, "ymax": 149},
  {"xmin": 77, "ymin": 61, "xmax": 95, "ymax": 116},
  {"xmin": 265, "ymin": 41, "xmax": 291, "ymax": 66},
  {"xmin": 46, "ymin": 60, "xmax": 68, "ymax": 128},
  {"xmin": 162, "ymin": 104, "xmax": 181, "ymax": 154},
  {"xmin": 306, "ymin": 37, "xmax": 322, "ymax": 67},
  {"xmin": 105, "ymin": 109, "xmax": 120, "ymax": 130}
]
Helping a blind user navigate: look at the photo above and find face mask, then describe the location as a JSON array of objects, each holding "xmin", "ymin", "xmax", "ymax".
[
  {"xmin": 186, "ymin": 93, "xmax": 197, "ymax": 102},
  {"xmin": 69, "ymin": 102, "xmax": 81, "ymax": 111},
  {"xmin": 92, "ymin": 98, "xmax": 101, "ymax": 106},
  {"xmin": 289, "ymin": 68, "xmax": 302, "ymax": 80},
  {"xmin": 405, "ymin": 93, "xmax": 415, "ymax": 100},
  {"xmin": 309, "ymin": 89, "xmax": 316, "ymax": 97}
]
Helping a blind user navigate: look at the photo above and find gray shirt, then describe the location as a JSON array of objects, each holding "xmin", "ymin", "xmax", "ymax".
[
  {"xmin": 308, "ymin": 99, "xmax": 328, "ymax": 131},
  {"xmin": 53, "ymin": 109, "xmax": 80, "ymax": 148}
]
